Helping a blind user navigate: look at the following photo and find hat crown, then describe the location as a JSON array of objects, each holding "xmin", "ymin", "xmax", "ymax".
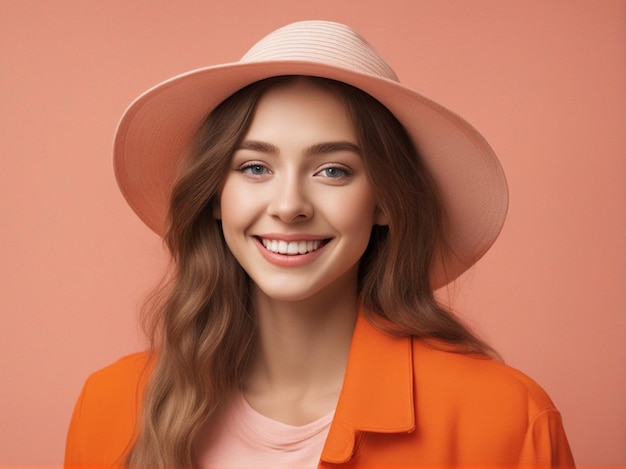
[{"xmin": 241, "ymin": 20, "xmax": 399, "ymax": 82}]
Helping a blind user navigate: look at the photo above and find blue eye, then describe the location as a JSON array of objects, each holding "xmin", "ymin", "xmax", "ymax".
[
  {"xmin": 320, "ymin": 166, "xmax": 350, "ymax": 178},
  {"xmin": 240, "ymin": 163, "xmax": 269, "ymax": 176}
]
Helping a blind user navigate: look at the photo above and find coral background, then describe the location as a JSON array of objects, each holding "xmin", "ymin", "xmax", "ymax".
[{"xmin": 1, "ymin": 0, "xmax": 624, "ymax": 466}]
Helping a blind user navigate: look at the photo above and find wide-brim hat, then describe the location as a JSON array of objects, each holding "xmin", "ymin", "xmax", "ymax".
[{"xmin": 114, "ymin": 20, "xmax": 508, "ymax": 288}]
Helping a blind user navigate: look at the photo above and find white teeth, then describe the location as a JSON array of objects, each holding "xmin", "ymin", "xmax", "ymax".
[
  {"xmin": 261, "ymin": 238, "xmax": 323, "ymax": 255},
  {"xmin": 287, "ymin": 242, "xmax": 299, "ymax": 254}
]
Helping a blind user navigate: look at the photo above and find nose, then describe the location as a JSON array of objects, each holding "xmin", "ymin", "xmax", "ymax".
[{"xmin": 266, "ymin": 174, "xmax": 313, "ymax": 223}]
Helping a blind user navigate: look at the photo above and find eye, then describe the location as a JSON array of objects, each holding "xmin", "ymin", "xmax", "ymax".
[
  {"xmin": 316, "ymin": 165, "xmax": 351, "ymax": 179},
  {"xmin": 239, "ymin": 162, "xmax": 271, "ymax": 177}
]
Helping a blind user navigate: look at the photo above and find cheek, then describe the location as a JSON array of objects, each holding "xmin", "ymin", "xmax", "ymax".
[{"xmin": 327, "ymin": 186, "xmax": 378, "ymax": 236}]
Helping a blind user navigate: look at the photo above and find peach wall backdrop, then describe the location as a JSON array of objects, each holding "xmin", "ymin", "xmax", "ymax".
[{"xmin": 1, "ymin": 0, "xmax": 624, "ymax": 466}]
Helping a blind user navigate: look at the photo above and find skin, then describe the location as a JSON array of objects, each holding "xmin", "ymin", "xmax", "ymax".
[{"xmin": 215, "ymin": 79, "xmax": 387, "ymax": 425}]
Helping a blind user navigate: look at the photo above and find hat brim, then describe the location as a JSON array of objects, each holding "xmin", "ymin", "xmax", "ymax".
[{"xmin": 114, "ymin": 60, "xmax": 508, "ymax": 288}]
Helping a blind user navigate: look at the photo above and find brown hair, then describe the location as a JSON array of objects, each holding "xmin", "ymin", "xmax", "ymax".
[{"xmin": 126, "ymin": 76, "xmax": 495, "ymax": 467}]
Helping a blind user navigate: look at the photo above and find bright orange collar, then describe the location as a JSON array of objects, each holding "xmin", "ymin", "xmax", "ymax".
[{"xmin": 321, "ymin": 314, "xmax": 415, "ymax": 463}]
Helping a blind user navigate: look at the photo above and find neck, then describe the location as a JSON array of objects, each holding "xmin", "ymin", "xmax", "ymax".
[
  {"xmin": 250, "ymin": 284, "xmax": 358, "ymax": 388},
  {"xmin": 242, "ymin": 274, "xmax": 359, "ymax": 423}
]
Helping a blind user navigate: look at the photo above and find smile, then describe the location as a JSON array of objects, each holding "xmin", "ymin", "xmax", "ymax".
[{"xmin": 259, "ymin": 238, "xmax": 328, "ymax": 255}]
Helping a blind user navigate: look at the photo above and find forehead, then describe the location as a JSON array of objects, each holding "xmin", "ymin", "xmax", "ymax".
[{"xmin": 244, "ymin": 79, "xmax": 358, "ymax": 144}]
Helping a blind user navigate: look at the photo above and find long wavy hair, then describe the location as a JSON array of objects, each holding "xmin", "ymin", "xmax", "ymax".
[{"xmin": 125, "ymin": 76, "xmax": 496, "ymax": 468}]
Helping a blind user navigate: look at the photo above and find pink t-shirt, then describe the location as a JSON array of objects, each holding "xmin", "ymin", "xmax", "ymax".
[{"xmin": 197, "ymin": 392, "xmax": 334, "ymax": 468}]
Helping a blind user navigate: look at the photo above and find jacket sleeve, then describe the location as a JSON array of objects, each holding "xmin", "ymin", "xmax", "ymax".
[
  {"xmin": 518, "ymin": 408, "xmax": 575, "ymax": 467},
  {"xmin": 64, "ymin": 382, "xmax": 88, "ymax": 467},
  {"xmin": 64, "ymin": 373, "xmax": 131, "ymax": 468},
  {"xmin": 64, "ymin": 354, "xmax": 147, "ymax": 468}
]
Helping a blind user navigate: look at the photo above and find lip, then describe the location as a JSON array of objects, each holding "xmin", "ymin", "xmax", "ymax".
[{"xmin": 253, "ymin": 234, "xmax": 331, "ymax": 267}]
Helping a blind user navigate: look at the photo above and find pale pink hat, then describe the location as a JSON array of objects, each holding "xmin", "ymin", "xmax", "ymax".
[{"xmin": 114, "ymin": 20, "xmax": 508, "ymax": 287}]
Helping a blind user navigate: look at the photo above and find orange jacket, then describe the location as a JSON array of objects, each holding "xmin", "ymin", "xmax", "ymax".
[{"xmin": 65, "ymin": 315, "xmax": 575, "ymax": 467}]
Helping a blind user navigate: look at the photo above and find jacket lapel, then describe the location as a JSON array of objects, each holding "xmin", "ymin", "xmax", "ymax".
[{"xmin": 321, "ymin": 313, "xmax": 415, "ymax": 463}]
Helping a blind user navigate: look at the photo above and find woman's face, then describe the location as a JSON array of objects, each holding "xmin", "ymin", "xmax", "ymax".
[{"xmin": 216, "ymin": 80, "xmax": 386, "ymax": 303}]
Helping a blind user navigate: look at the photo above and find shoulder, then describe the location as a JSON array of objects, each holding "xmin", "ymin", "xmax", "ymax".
[
  {"xmin": 411, "ymin": 339, "xmax": 557, "ymax": 421},
  {"xmin": 339, "ymin": 321, "xmax": 574, "ymax": 465},
  {"xmin": 65, "ymin": 352, "xmax": 152, "ymax": 467},
  {"xmin": 77, "ymin": 351, "xmax": 152, "ymax": 428},
  {"xmin": 83, "ymin": 352, "xmax": 151, "ymax": 391},
  {"xmin": 78, "ymin": 352, "xmax": 152, "ymax": 412},
  {"xmin": 407, "ymin": 340, "xmax": 576, "ymax": 464}
]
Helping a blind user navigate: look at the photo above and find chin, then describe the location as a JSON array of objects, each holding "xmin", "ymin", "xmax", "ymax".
[
  {"xmin": 252, "ymin": 280, "xmax": 330, "ymax": 304},
  {"xmin": 259, "ymin": 289, "xmax": 321, "ymax": 303}
]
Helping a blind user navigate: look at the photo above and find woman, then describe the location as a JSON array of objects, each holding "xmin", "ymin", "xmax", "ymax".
[{"xmin": 65, "ymin": 21, "xmax": 574, "ymax": 468}]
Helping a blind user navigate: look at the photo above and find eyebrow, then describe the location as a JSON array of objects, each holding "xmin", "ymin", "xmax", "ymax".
[{"xmin": 237, "ymin": 140, "xmax": 361, "ymax": 157}]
